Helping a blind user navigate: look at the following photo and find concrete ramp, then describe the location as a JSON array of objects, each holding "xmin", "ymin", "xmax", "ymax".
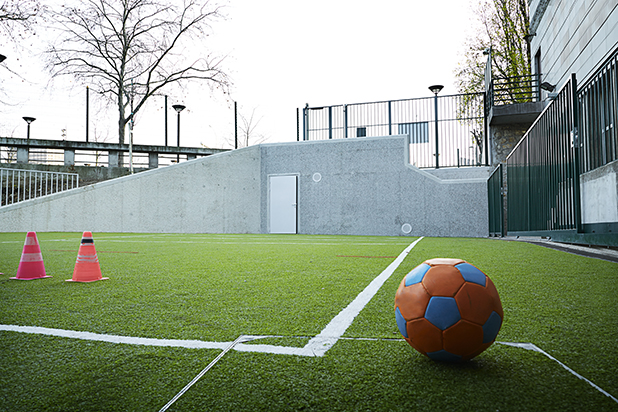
[{"xmin": 0, "ymin": 136, "xmax": 490, "ymax": 237}]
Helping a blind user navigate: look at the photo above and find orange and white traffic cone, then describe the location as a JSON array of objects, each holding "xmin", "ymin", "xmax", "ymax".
[
  {"xmin": 66, "ymin": 231, "xmax": 108, "ymax": 283},
  {"xmin": 10, "ymin": 232, "xmax": 52, "ymax": 280}
]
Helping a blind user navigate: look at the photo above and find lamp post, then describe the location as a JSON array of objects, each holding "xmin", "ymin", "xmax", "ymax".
[
  {"xmin": 23, "ymin": 117, "xmax": 36, "ymax": 140},
  {"xmin": 172, "ymin": 104, "xmax": 186, "ymax": 163},
  {"xmin": 428, "ymin": 85, "xmax": 443, "ymax": 168}
]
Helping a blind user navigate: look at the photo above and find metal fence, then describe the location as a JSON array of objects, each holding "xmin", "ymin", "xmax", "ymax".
[
  {"xmin": 487, "ymin": 164, "xmax": 504, "ymax": 237},
  {"xmin": 505, "ymin": 74, "xmax": 582, "ymax": 234},
  {"xmin": 0, "ymin": 168, "xmax": 79, "ymax": 207},
  {"xmin": 301, "ymin": 93, "xmax": 486, "ymax": 168},
  {"xmin": 578, "ymin": 51, "xmax": 618, "ymax": 174},
  {"xmin": 497, "ymin": 48, "xmax": 618, "ymax": 241},
  {"xmin": 488, "ymin": 74, "xmax": 541, "ymax": 107}
]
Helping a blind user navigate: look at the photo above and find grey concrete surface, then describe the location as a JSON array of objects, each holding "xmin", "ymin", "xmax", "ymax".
[{"xmin": 0, "ymin": 135, "xmax": 490, "ymax": 237}]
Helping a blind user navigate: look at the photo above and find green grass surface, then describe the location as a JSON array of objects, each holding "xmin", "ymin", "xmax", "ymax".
[{"xmin": 1, "ymin": 233, "xmax": 617, "ymax": 411}]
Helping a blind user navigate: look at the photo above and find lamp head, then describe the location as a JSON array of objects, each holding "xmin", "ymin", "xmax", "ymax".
[
  {"xmin": 172, "ymin": 104, "xmax": 186, "ymax": 113},
  {"xmin": 23, "ymin": 116, "xmax": 36, "ymax": 124},
  {"xmin": 428, "ymin": 85, "xmax": 444, "ymax": 95}
]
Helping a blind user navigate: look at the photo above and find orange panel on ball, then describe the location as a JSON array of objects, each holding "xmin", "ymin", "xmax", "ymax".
[
  {"xmin": 455, "ymin": 282, "xmax": 498, "ymax": 325},
  {"xmin": 485, "ymin": 277, "xmax": 504, "ymax": 318},
  {"xmin": 443, "ymin": 320, "xmax": 484, "ymax": 357},
  {"xmin": 422, "ymin": 266, "xmax": 465, "ymax": 297},
  {"xmin": 407, "ymin": 318, "xmax": 443, "ymax": 354},
  {"xmin": 395, "ymin": 282, "xmax": 431, "ymax": 320}
]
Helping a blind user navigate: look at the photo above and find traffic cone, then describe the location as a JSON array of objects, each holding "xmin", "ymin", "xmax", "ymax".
[
  {"xmin": 66, "ymin": 231, "xmax": 108, "ymax": 283},
  {"xmin": 10, "ymin": 232, "xmax": 52, "ymax": 280}
]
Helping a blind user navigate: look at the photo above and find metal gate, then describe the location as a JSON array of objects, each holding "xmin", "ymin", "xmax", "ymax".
[
  {"xmin": 505, "ymin": 74, "xmax": 582, "ymax": 236},
  {"xmin": 487, "ymin": 164, "xmax": 504, "ymax": 237}
]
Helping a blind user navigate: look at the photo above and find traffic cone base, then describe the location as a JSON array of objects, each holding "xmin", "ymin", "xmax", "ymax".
[
  {"xmin": 11, "ymin": 275, "xmax": 53, "ymax": 280},
  {"xmin": 67, "ymin": 231, "xmax": 107, "ymax": 282},
  {"xmin": 10, "ymin": 232, "xmax": 51, "ymax": 280},
  {"xmin": 65, "ymin": 277, "xmax": 108, "ymax": 283}
]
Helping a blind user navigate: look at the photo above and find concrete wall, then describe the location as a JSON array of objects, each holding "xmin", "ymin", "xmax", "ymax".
[
  {"xmin": 530, "ymin": 0, "xmax": 618, "ymax": 90},
  {"xmin": 580, "ymin": 159, "xmax": 618, "ymax": 224},
  {"xmin": 0, "ymin": 146, "xmax": 262, "ymax": 233},
  {"xmin": 0, "ymin": 136, "xmax": 491, "ymax": 237},
  {"xmin": 260, "ymin": 136, "xmax": 490, "ymax": 237}
]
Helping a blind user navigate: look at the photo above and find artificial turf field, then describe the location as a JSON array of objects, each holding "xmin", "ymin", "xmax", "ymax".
[{"xmin": 0, "ymin": 232, "xmax": 617, "ymax": 411}]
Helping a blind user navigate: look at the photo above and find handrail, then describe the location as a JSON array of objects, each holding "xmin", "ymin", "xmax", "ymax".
[
  {"xmin": 1, "ymin": 168, "xmax": 79, "ymax": 207},
  {"xmin": 490, "ymin": 73, "xmax": 541, "ymax": 106}
]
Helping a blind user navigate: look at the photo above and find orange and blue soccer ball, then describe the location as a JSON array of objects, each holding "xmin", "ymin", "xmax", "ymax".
[{"xmin": 394, "ymin": 258, "xmax": 503, "ymax": 362}]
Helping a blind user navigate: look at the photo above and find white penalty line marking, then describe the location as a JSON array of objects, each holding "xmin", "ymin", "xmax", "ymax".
[
  {"xmin": 158, "ymin": 335, "xmax": 254, "ymax": 412},
  {"xmin": 497, "ymin": 342, "xmax": 618, "ymax": 404},
  {"xmin": 0, "ymin": 237, "xmax": 423, "ymax": 357},
  {"xmin": 4, "ymin": 236, "xmax": 616, "ymax": 405},
  {"xmin": 302, "ymin": 236, "xmax": 424, "ymax": 356},
  {"xmin": 3, "ymin": 326, "xmax": 615, "ymax": 404}
]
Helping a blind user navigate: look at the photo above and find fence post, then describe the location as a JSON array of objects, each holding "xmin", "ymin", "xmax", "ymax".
[
  {"xmin": 484, "ymin": 93, "xmax": 489, "ymax": 166},
  {"xmin": 64, "ymin": 149, "xmax": 75, "ymax": 166},
  {"xmin": 17, "ymin": 147, "xmax": 29, "ymax": 164},
  {"xmin": 303, "ymin": 104, "xmax": 308, "ymax": 141},
  {"xmin": 344, "ymin": 104, "xmax": 348, "ymax": 138},
  {"xmin": 328, "ymin": 106, "xmax": 333, "ymax": 139},
  {"xmin": 434, "ymin": 94, "xmax": 439, "ymax": 169},
  {"xmin": 388, "ymin": 101, "xmax": 392, "ymax": 135},
  {"xmin": 570, "ymin": 73, "xmax": 583, "ymax": 233}
]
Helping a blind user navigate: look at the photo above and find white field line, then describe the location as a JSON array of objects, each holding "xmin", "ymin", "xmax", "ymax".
[
  {"xmin": 23, "ymin": 239, "xmax": 411, "ymax": 247},
  {"xmin": 0, "ymin": 325, "xmax": 232, "ymax": 349},
  {"xmin": 158, "ymin": 335, "xmax": 254, "ymax": 412},
  {"xmin": 498, "ymin": 342, "xmax": 618, "ymax": 404},
  {"xmin": 0, "ymin": 237, "xmax": 423, "ymax": 357},
  {"xmin": 2, "ymin": 232, "xmax": 616, "ymax": 404},
  {"xmin": 94, "ymin": 240, "xmax": 411, "ymax": 246},
  {"xmin": 302, "ymin": 236, "xmax": 424, "ymax": 356},
  {"xmin": 2, "ymin": 323, "xmax": 616, "ymax": 403}
]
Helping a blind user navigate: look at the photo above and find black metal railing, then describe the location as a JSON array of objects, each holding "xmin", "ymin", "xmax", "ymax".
[
  {"xmin": 505, "ymin": 74, "xmax": 582, "ymax": 234},
  {"xmin": 301, "ymin": 93, "xmax": 486, "ymax": 168},
  {"xmin": 487, "ymin": 164, "xmax": 504, "ymax": 237},
  {"xmin": 578, "ymin": 50, "xmax": 618, "ymax": 174},
  {"xmin": 489, "ymin": 74, "xmax": 541, "ymax": 107}
]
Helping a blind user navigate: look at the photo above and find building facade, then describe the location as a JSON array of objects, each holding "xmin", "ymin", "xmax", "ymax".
[{"xmin": 499, "ymin": 0, "xmax": 618, "ymax": 244}]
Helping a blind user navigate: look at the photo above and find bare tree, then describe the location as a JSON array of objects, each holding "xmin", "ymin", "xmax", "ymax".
[
  {"xmin": 45, "ymin": 0, "xmax": 229, "ymax": 148},
  {"xmin": 0, "ymin": 0, "xmax": 42, "ymax": 102},
  {"xmin": 0, "ymin": 0, "xmax": 41, "ymax": 38},
  {"xmin": 227, "ymin": 106, "xmax": 268, "ymax": 149}
]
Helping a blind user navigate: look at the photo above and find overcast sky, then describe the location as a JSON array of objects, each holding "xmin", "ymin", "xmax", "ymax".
[{"xmin": 0, "ymin": 0, "xmax": 478, "ymax": 149}]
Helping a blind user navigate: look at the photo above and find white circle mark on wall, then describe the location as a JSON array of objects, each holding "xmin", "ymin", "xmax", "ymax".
[
  {"xmin": 401, "ymin": 223, "xmax": 412, "ymax": 234},
  {"xmin": 312, "ymin": 173, "xmax": 322, "ymax": 182}
]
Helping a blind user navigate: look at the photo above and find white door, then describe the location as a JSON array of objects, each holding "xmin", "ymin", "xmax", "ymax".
[{"xmin": 269, "ymin": 175, "xmax": 297, "ymax": 234}]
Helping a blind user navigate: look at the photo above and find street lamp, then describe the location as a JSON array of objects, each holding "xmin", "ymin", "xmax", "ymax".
[
  {"xmin": 172, "ymin": 104, "xmax": 186, "ymax": 163},
  {"xmin": 428, "ymin": 85, "xmax": 443, "ymax": 168},
  {"xmin": 0, "ymin": 54, "xmax": 6, "ymax": 63},
  {"xmin": 23, "ymin": 117, "xmax": 36, "ymax": 140}
]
